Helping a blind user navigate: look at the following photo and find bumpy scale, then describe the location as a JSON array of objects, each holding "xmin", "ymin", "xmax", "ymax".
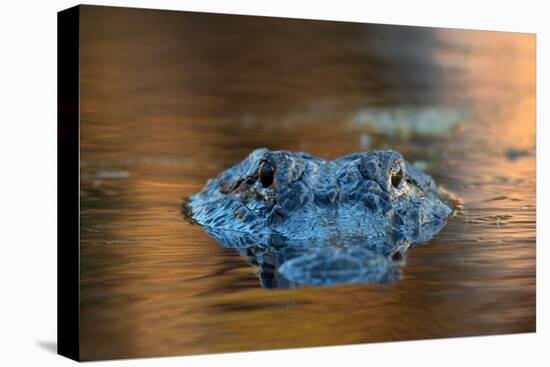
[{"xmin": 184, "ymin": 148, "xmax": 452, "ymax": 287}]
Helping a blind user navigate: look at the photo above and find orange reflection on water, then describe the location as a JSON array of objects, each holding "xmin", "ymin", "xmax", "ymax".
[{"xmin": 78, "ymin": 6, "xmax": 535, "ymax": 360}]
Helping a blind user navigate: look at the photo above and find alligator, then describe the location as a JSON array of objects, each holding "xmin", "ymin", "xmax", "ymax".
[{"xmin": 183, "ymin": 148, "xmax": 453, "ymax": 288}]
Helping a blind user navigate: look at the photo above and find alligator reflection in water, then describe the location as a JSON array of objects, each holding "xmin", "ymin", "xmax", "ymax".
[
  {"xmin": 184, "ymin": 148, "xmax": 453, "ymax": 288},
  {"xmin": 206, "ymin": 230, "xmax": 407, "ymax": 288}
]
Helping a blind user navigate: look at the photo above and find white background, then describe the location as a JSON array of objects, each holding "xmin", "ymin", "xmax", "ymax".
[{"xmin": 0, "ymin": 0, "xmax": 547, "ymax": 365}]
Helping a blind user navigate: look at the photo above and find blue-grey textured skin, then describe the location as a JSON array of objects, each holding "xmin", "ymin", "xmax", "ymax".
[{"xmin": 185, "ymin": 148, "xmax": 452, "ymax": 287}]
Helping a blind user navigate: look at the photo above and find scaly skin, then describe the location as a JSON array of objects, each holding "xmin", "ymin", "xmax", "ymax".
[{"xmin": 184, "ymin": 148, "xmax": 452, "ymax": 287}]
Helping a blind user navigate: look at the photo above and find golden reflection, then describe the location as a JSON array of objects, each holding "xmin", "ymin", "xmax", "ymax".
[{"xmin": 78, "ymin": 6, "xmax": 535, "ymax": 360}]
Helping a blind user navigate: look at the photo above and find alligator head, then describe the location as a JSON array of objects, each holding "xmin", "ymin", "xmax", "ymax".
[{"xmin": 184, "ymin": 148, "xmax": 453, "ymax": 287}]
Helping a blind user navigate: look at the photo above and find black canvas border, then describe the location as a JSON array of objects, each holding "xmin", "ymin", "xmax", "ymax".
[{"xmin": 57, "ymin": 5, "xmax": 80, "ymax": 362}]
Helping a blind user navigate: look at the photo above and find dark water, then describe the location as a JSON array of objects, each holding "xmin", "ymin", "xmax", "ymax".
[{"xmin": 78, "ymin": 6, "xmax": 535, "ymax": 360}]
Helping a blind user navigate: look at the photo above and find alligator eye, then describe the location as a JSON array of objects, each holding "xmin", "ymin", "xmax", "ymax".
[
  {"xmin": 259, "ymin": 161, "xmax": 274, "ymax": 188},
  {"xmin": 391, "ymin": 167, "xmax": 403, "ymax": 189}
]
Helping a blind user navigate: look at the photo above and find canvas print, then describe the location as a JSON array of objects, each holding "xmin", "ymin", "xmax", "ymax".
[{"xmin": 58, "ymin": 5, "xmax": 535, "ymax": 361}]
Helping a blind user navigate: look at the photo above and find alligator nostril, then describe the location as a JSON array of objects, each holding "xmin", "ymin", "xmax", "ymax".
[{"xmin": 391, "ymin": 168, "xmax": 403, "ymax": 189}]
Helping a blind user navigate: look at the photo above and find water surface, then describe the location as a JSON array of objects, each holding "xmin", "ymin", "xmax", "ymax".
[{"xmin": 78, "ymin": 6, "xmax": 535, "ymax": 360}]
